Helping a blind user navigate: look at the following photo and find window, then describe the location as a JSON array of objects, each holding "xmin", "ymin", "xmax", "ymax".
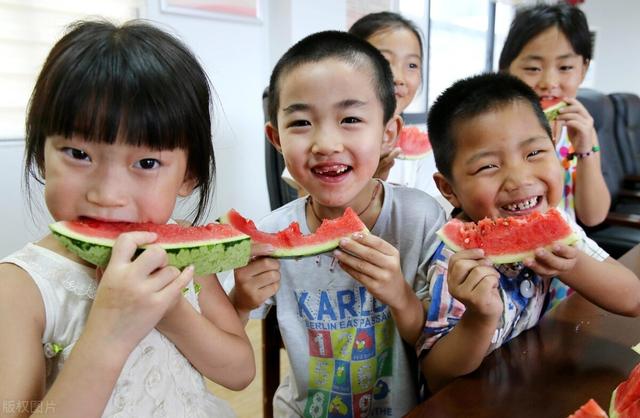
[{"xmin": 0, "ymin": 0, "xmax": 139, "ymax": 141}]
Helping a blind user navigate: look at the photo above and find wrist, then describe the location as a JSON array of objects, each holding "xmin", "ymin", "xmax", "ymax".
[{"xmin": 570, "ymin": 145, "xmax": 600, "ymax": 160}]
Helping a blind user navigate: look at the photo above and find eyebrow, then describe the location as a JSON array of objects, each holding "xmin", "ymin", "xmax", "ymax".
[
  {"xmin": 281, "ymin": 99, "xmax": 368, "ymax": 114},
  {"xmin": 465, "ymin": 135, "xmax": 550, "ymax": 164},
  {"xmin": 522, "ymin": 53, "xmax": 579, "ymax": 62},
  {"xmin": 378, "ymin": 48, "xmax": 421, "ymax": 60}
]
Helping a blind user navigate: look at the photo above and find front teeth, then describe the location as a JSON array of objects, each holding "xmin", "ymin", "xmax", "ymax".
[
  {"xmin": 315, "ymin": 165, "xmax": 348, "ymax": 175},
  {"xmin": 504, "ymin": 197, "xmax": 538, "ymax": 211}
]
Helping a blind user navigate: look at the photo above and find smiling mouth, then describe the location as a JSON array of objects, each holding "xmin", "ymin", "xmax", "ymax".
[
  {"xmin": 312, "ymin": 164, "xmax": 352, "ymax": 177},
  {"xmin": 502, "ymin": 196, "xmax": 541, "ymax": 212}
]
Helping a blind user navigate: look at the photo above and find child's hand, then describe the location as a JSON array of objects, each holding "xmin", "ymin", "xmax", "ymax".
[
  {"xmin": 447, "ymin": 249, "xmax": 502, "ymax": 320},
  {"xmin": 556, "ymin": 97, "xmax": 597, "ymax": 153},
  {"xmin": 374, "ymin": 147, "xmax": 401, "ymax": 181},
  {"xmin": 232, "ymin": 254, "xmax": 280, "ymax": 314},
  {"xmin": 86, "ymin": 231, "xmax": 194, "ymax": 353},
  {"xmin": 333, "ymin": 232, "xmax": 409, "ymax": 309},
  {"xmin": 523, "ymin": 243, "xmax": 578, "ymax": 279}
]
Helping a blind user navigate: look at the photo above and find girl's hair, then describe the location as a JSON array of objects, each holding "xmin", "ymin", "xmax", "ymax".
[
  {"xmin": 25, "ymin": 20, "xmax": 215, "ymax": 224},
  {"xmin": 348, "ymin": 11, "xmax": 423, "ymax": 61},
  {"xmin": 498, "ymin": 3, "xmax": 592, "ymax": 71}
]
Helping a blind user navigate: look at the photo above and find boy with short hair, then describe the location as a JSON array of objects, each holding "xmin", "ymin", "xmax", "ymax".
[
  {"xmin": 231, "ymin": 31, "xmax": 445, "ymax": 417},
  {"xmin": 418, "ymin": 72, "xmax": 640, "ymax": 393}
]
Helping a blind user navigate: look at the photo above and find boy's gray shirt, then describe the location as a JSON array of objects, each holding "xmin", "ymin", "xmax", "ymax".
[{"xmin": 248, "ymin": 181, "xmax": 445, "ymax": 418}]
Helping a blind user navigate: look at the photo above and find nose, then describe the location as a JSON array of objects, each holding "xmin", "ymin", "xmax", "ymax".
[
  {"xmin": 391, "ymin": 62, "xmax": 405, "ymax": 87},
  {"xmin": 502, "ymin": 167, "xmax": 534, "ymax": 193},
  {"xmin": 86, "ymin": 167, "xmax": 128, "ymax": 207},
  {"xmin": 310, "ymin": 124, "xmax": 344, "ymax": 156},
  {"xmin": 538, "ymin": 68, "xmax": 559, "ymax": 92}
]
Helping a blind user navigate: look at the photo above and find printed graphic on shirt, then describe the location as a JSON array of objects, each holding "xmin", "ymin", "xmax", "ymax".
[{"xmin": 298, "ymin": 286, "xmax": 395, "ymax": 418}]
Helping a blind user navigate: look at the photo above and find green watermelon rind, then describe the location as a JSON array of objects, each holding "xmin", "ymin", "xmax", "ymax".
[
  {"xmin": 543, "ymin": 101, "xmax": 568, "ymax": 122},
  {"xmin": 436, "ymin": 226, "xmax": 581, "ymax": 265},
  {"xmin": 50, "ymin": 226, "xmax": 250, "ymax": 276},
  {"xmin": 610, "ymin": 387, "xmax": 619, "ymax": 418},
  {"xmin": 270, "ymin": 235, "xmax": 367, "ymax": 258}
]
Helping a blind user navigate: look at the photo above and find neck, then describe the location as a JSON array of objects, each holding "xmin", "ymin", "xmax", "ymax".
[{"xmin": 306, "ymin": 179, "xmax": 382, "ymax": 231}]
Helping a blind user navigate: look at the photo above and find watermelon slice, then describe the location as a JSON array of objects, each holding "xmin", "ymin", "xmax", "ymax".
[
  {"xmin": 568, "ymin": 399, "xmax": 608, "ymax": 418},
  {"xmin": 436, "ymin": 208, "xmax": 580, "ymax": 264},
  {"xmin": 396, "ymin": 126, "xmax": 431, "ymax": 160},
  {"xmin": 610, "ymin": 363, "xmax": 640, "ymax": 418},
  {"xmin": 221, "ymin": 207, "xmax": 368, "ymax": 258},
  {"xmin": 50, "ymin": 220, "xmax": 251, "ymax": 275},
  {"xmin": 541, "ymin": 97, "xmax": 568, "ymax": 121}
]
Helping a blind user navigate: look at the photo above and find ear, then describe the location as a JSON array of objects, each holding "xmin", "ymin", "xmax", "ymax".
[
  {"xmin": 382, "ymin": 114, "xmax": 403, "ymax": 152},
  {"xmin": 265, "ymin": 122, "xmax": 282, "ymax": 153},
  {"xmin": 178, "ymin": 174, "xmax": 198, "ymax": 197},
  {"xmin": 580, "ymin": 59, "xmax": 590, "ymax": 82},
  {"xmin": 433, "ymin": 172, "xmax": 462, "ymax": 209}
]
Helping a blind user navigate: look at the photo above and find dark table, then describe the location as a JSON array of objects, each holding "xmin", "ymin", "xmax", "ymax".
[{"xmin": 406, "ymin": 245, "xmax": 640, "ymax": 418}]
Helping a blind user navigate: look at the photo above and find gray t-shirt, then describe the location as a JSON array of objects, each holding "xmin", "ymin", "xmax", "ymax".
[{"xmin": 249, "ymin": 181, "xmax": 445, "ymax": 418}]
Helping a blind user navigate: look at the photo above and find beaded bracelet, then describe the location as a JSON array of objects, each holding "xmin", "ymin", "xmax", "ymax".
[{"xmin": 569, "ymin": 145, "xmax": 600, "ymax": 160}]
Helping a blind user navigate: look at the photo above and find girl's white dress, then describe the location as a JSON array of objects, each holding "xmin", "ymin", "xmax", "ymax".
[{"xmin": 1, "ymin": 243, "xmax": 236, "ymax": 418}]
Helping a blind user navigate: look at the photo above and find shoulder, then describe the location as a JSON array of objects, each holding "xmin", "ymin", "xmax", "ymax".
[
  {"xmin": 0, "ymin": 260, "xmax": 46, "ymax": 333},
  {"xmin": 384, "ymin": 182, "xmax": 446, "ymax": 223}
]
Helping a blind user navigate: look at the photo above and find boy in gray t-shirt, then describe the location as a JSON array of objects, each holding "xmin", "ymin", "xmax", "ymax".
[{"xmin": 229, "ymin": 31, "xmax": 445, "ymax": 417}]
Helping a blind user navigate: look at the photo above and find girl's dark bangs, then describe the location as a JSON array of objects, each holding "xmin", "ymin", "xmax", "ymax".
[{"xmin": 44, "ymin": 45, "xmax": 189, "ymax": 150}]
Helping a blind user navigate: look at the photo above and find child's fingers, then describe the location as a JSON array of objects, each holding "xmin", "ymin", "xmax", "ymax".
[
  {"xmin": 131, "ymin": 244, "xmax": 169, "ymax": 276},
  {"xmin": 235, "ymin": 258, "xmax": 280, "ymax": 283},
  {"xmin": 157, "ymin": 264, "xmax": 194, "ymax": 299},
  {"xmin": 250, "ymin": 269, "xmax": 281, "ymax": 291},
  {"xmin": 334, "ymin": 248, "xmax": 382, "ymax": 283},
  {"xmin": 338, "ymin": 233, "xmax": 395, "ymax": 263},
  {"xmin": 250, "ymin": 243, "xmax": 275, "ymax": 258},
  {"xmin": 549, "ymin": 243, "xmax": 579, "ymax": 259},
  {"xmin": 146, "ymin": 264, "xmax": 183, "ymax": 292},
  {"xmin": 110, "ymin": 231, "xmax": 158, "ymax": 264}
]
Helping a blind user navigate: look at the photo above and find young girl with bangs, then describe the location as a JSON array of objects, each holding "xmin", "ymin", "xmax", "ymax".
[{"xmin": 0, "ymin": 20, "xmax": 253, "ymax": 418}]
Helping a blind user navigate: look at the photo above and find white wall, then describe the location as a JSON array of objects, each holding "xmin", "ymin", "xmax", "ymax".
[{"xmin": 581, "ymin": 1, "xmax": 640, "ymax": 96}]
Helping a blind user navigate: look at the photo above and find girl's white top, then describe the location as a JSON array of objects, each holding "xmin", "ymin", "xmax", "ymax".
[{"xmin": 1, "ymin": 243, "xmax": 235, "ymax": 418}]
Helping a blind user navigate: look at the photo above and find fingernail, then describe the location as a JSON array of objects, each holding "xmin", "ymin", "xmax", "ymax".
[
  {"xmin": 536, "ymin": 249, "xmax": 545, "ymax": 256},
  {"xmin": 352, "ymin": 232, "xmax": 364, "ymax": 240},
  {"xmin": 333, "ymin": 249, "xmax": 342, "ymax": 257},
  {"xmin": 339, "ymin": 238, "xmax": 349, "ymax": 246}
]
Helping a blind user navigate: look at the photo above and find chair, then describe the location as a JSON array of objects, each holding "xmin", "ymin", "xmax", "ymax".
[
  {"xmin": 261, "ymin": 87, "xmax": 293, "ymax": 418},
  {"xmin": 576, "ymin": 88, "xmax": 640, "ymax": 258}
]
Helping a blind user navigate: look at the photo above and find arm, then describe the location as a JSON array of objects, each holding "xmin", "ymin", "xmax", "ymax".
[
  {"xmin": 525, "ymin": 245, "xmax": 640, "ymax": 316},
  {"xmin": 418, "ymin": 250, "xmax": 503, "ymax": 393},
  {"xmin": 558, "ymin": 97, "xmax": 611, "ymax": 226},
  {"xmin": 1, "ymin": 232, "xmax": 191, "ymax": 418},
  {"xmin": 156, "ymin": 274, "xmax": 256, "ymax": 390}
]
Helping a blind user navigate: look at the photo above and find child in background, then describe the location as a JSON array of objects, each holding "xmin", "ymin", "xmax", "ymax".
[
  {"xmin": 0, "ymin": 21, "xmax": 253, "ymax": 418},
  {"xmin": 418, "ymin": 73, "xmax": 640, "ymax": 394},
  {"xmin": 282, "ymin": 12, "xmax": 446, "ymax": 212},
  {"xmin": 232, "ymin": 31, "xmax": 445, "ymax": 417},
  {"xmin": 499, "ymin": 3, "xmax": 610, "ymax": 227}
]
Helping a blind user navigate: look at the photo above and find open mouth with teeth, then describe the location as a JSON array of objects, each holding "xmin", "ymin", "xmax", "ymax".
[
  {"xmin": 312, "ymin": 164, "xmax": 352, "ymax": 180},
  {"xmin": 502, "ymin": 196, "xmax": 542, "ymax": 213}
]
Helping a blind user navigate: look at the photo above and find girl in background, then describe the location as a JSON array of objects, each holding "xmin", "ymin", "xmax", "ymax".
[
  {"xmin": 499, "ymin": 3, "xmax": 610, "ymax": 227},
  {"xmin": 0, "ymin": 20, "xmax": 254, "ymax": 418}
]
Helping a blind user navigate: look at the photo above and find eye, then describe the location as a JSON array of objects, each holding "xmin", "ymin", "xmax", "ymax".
[
  {"xmin": 287, "ymin": 120, "xmax": 311, "ymax": 128},
  {"xmin": 408, "ymin": 62, "xmax": 420, "ymax": 70},
  {"xmin": 62, "ymin": 147, "xmax": 91, "ymax": 161},
  {"xmin": 134, "ymin": 158, "xmax": 160, "ymax": 170},
  {"xmin": 524, "ymin": 67, "xmax": 541, "ymax": 72},
  {"xmin": 560, "ymin": 65, "xmax": 574, "ymax": 71},
  {"xmin": 527, "ymin": 149, "xmax": 544, "ymax": 159},
  {"xmin": 474, "ymin": 164, "xmax": 498, "ymax": 174},
  {"xmin": 341, "ymin": 117, "xmax": 361, "ymax": 124}
]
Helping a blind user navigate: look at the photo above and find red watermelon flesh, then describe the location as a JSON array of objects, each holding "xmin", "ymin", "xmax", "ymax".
[
  {"xmin": 568, "ymin": 399, "xmax": 608, "ymax": 418},
  {"xmin": 396, "ymin": 126, "xmax": 431, "ymax": 160},
  {"xmin": 50, "ymin": 219, "xmax": 250, "ymax": 275},
  {"xmin": 222, "ymin": 207, "xmax": 368, "ymax": 258},
  {"xmin": 436, "ymin": 208, "xmax": 579, "ymax": 264},
  {"xmin": 610, "ymin": 363, "xmax": 640, "ymax": 418},
  {"xmin": 540, "ymin": 97, "xmax": 568, "ymax": 121}
]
